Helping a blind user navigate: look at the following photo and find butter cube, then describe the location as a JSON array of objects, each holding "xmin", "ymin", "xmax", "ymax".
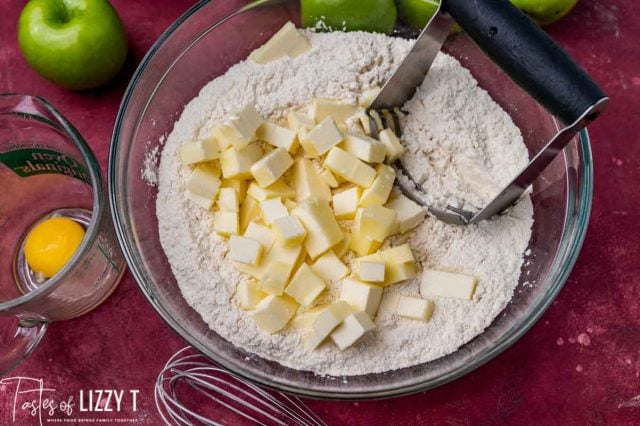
[
  {"xmin": 342, "ymin": 133, "xmax": 386, "ymax": 163},
  {"xmin": 340, "ymin": 278, "xmax": 383, "ymax": 318},
  {"xmin": 310, "ymin": 251, "xmax": 349, "ymax": 283},
  {"xmin": 311, "ymin": 98, "xmax": 357, "ymax": 125},
  {"xmin": 237, "ymin": 281, "xmax": 266, "ymax": 310},
  {"xmin": 213, "ymin": 211, "xmax": 239, "ymax": 237},
  {"xmin": 285, "ymin": 263, "xmax": 327, "ymax": 306},
  {"xmin": 377, "ymin": 292, "xmax": 401, "ymax": 316},
  {"xmin": 357, "ymin": 112, "xmax": 373, "ymax": 136},
  {"xmin": 290, "ymin": 305, "xmax": 325, "ymax": 330},
  {"xmin": 220, "ymin": 144, "xmax": 263, "ymax": 179},
  {"xmin": 330, "ymin": 311, "xmax": 375, "ymax": 350},
  {"xmin": 385, "ymin": 262, "xmax": 417, "ymax": 286},
  {"xmin": 386, "ymin": 194, "xmax": 426, "ymax": 234},
  {"xmin": 357, "ymin": 259, "xmax": 385, "ymax": 282},
  {"xmin": 218, "ymin": 187, "xmax": 239, "ymax": 212},
  {"xmin": 292, "ymin": 159, "xmax": 331, "ymax": 203},
  {"xmin": 284, "ymin": 199, "xmax": 298, "ymax": 211},
  {"xmin": 359, "ymin": 164, "xmax": 395, "ymax": 207},
  {"xmin": 324, "ymin": 147, "xmax": 376, "ymax": 188},
  {"xmin": 236, "ymin": 241, "xmax": 303, "ymax": 280},
  {"xmin": 257, "ymin": 121, "xmax": 298, "ymax": 152},
  {"xmin": 239, "ymin": 195, "xmax": 261, "ymax": 231},
  {"xmin": 333, "ymin": 233, "xmax": 351, "ymax": 257},
  {"xmin": 292, "ymin": 198, "xmax": 344, "ymax": 259},
  {"xmin": 319, "ymin": 169, "xmax": 339, "ymax": 188},
  {"xmin": 259, "ymin": 198, "xmax": 289, "ymax": 225},
  {"xmin": 273, "ymin": 216, "xmax": 307, "ymax": 247},
  {"xmin": 244, "ymin": 222, "xmax": 275, "ymax": 250},
  {"xmin": 420, "ymin": 270, "xmax": 477, "ymax": 300},
  {"xmin": 179, "ymin": 140, "xmax": 220, "ymax": 165},
  {"xmin": 186, "ymin": 164, "xmax": 221, "ymax": 200},
  {"xmin": 287, "ymin": 110, "xmax": 315, "ymax": 132},
  {"xmin": 380, "ymin": 244, "xmax": 415, "ymax": 264},
  {"xmin": 247, "ymin": 180, "xmax": 295, "ymax": 201},
  {"xmin": 306, "ymin": 301, "xmax": 353, "ymax": 349},
  {"xmin": 358, "ymin": 87, "xmax": 381, "ymax": 107},
  {"xmin": 259, "ymin": 260, "xmax": 291, "ymax": 295},
  {"xmin": 354, "ymin": 205, "xmax": 397, "ymax": 242},
  {"xmin": 251, "ymin": 148, "xmax": 294, "ymax": 187},
  {"xmin": 221, "ymin": 179, "xmax": 247, "ymax": 202},
  {"xmin": 249, "ymin": 21, "xmax": 311, "ymax": 64},
  {"xmin": 186, "ymin": 191, "xmax": 215, "ymax": 210},
  {"xmin": 251, "ymin": 295, "xmax": 299, "ymax": 334},
  {"xmin": 349, "ymin": 231, "xmax": 382, "ymax": 256},
  {"xmin": 332, "ymin": 187, "xmax": 361, "ymax": 220},
  {"xmin": 378, "ymin": 129, "xmax": 404, "ymax": 162},
  {"xmin": 300, "ymin": 117, "xmax": 343, "ymax": 158},
  {"xmin": 395, "ymin": 295, "xmax": 434, "ymax": 322},
  {"xmin": 229, "ymin": 236, "xmax": 263, "ymax": 265},
  {"xmin": 371, "ymin": 245, "xmax": 417, "ymax": 286},
  {"xmin": 215, "ymin": 105, "xmax": 263, "ymax": 150}
]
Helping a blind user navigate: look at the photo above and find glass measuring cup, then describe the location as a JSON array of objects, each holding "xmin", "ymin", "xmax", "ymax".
[{"xmin": 0, "ymin": 94, "xmax": 126, "ymax": 375}]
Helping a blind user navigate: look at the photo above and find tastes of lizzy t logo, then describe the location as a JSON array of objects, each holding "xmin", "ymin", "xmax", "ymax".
[{"xmin": 0, "ymin": 376, "xmax": 141, "ymax": 425}]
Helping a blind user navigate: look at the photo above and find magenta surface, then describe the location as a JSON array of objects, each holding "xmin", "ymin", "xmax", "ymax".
[{"xmin": 1, "ymin": 0, "xmax": 639, "ymax": 424}]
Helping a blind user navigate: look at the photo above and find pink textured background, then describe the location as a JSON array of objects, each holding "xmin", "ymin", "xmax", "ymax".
[{"xmin": 1, "ymin": 0, "xmax": 639, "ymax": 424}]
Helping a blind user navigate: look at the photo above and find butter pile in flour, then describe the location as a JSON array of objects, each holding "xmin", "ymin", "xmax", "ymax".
[{"xmin": 155, "ymin": 25, "xmax": 533, "ymax": 376}]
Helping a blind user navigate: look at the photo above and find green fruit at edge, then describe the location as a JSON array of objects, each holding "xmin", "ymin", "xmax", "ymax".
[
  {"xmin": 510, "ymin": 0, "xmax": 579, "ymax": 26},
  {"xmin": 397, "ymin": 0, "xmax": 579, "ymax": 30},
  {"xmin": 301, "ymin": 0, "xmax": 398, "ymax": 35},
  {"xmin": 18, "ymin": 0, "xmax": 128, "ymax": 91}
]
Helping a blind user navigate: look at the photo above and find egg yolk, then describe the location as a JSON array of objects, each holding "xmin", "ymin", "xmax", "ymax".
[{"xmin": 24, "ymin": 217, "xmax": 86, "ymax": 278}]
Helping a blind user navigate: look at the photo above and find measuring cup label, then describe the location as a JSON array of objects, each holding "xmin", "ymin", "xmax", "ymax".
[{"xmin": 0, "ymin": 148, "xmax": 90, "ymax": 184}]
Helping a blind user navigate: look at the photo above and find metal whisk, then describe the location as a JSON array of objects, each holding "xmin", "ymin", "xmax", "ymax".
[{"xmin": 155, "ymin": 347, "xmax": 326, "ymax": 426}]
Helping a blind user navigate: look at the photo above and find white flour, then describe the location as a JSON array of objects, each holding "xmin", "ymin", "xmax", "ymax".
[{"xmin": 155, "ymin": 31, "xmax": 533, "ymax": 376}]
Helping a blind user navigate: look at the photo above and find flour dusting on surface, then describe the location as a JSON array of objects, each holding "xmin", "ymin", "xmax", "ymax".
[{"xmin": 155, "ymin": 31, "xmax": 533, "ymax": 376}]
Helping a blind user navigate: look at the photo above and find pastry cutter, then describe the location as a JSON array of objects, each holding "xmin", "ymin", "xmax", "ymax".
[{"xmin": 368, "ymin": 0, "xmax": 608, "ymax": 225}]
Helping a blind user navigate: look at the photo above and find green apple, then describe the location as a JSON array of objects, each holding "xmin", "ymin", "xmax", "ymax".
[
  {"xmin": 510, "ymin": 0, "xmax": 579, "ymax": 26},
  {"xmin": 301, "ymin": 0, "xmax": 397, "ymax": 35},
  {"xmin": 397, "ymin": 0, "xmax": 439, "ymax": 30},
  {"xmin": 18, "ymin": 0, "xmax": 128, "ymax": 91}
]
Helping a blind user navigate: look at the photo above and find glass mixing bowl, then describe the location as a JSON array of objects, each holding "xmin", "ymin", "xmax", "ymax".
[{"xmin": 109, "ymin": 0, "xmax": 593, "ymax": 399}]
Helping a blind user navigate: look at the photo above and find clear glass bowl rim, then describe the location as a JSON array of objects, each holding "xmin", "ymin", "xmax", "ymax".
[{"xmin": 108, "ymin": 0, "xmax": 593, "ymax": 399}]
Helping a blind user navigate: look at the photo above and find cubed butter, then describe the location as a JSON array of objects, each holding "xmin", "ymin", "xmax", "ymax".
[
  {"xmin": 247, "ymin": 180, "xmax": 295, "ymax": 201},
  {"xmin": 249, "ymin": 21, "xmax": 311, "ymax": 64},
  {"xmin": 359, "ymin": 164, "xmax": 395, "ymax": 207},
  {"xmin": 292, "ymin": 159, "xmax": 331, "ymax": 203},
  {"xmin": 213, "ymin": 211, "xmax": 239, "ymax": 237},
  {"xmin": 340, "ymin": 278, "xmax": 383, "ymax": 318},
  {"xmin": 319, "ymin": 169, "xmax": 339, "ymax": 188},
  {"xmin": 330, "ymin": 311, "xmax": 375, "ymax": 350},
  {"xmin": 251, "ymin": 295, "xmax": 299, "ymax": 334},
  {"xmin": 380, "ymin": 244, "xmax": 415, "ymax": 264},
  {"xmin": 237, "ymin": 281, "xmax": 266, "ymax": 310},
  {"xmin": 292, "ymin": 198, "xmax": 344, "ymax": 259},
  {"xmin": 324, "ymin": 147, "xmax": 376, "ymax": 188},
  {"xmin": 222, "ymin": 179, "xmax": 247, "ymax": 202},
  {"xmin": 186, "ymin": 191, "xmax": 215, "ymax": 210},
  {"xmin": 290, "ymin": 305, "xmax": 325, "ymax": 330},
  {"xmin": 273, "ymin": 216, "xmax": 307, "ymax": 247},
  {"xmin": 251, "ymin": 148, "xmax": 294, "ymax": 187},
  {"xmin": 342, "ymin": 133, "xmax": 386, "ymax": 163},
  {"xmin": 310, "ymin": 251, "xmax": 349, "ymax": 283},
  {"xmin": 229, "ymin": 236, "xmax": 262, "ymax": 265},
  {"xmin": 385, "ymin": 262, "xmax": 417, "ymax": 286},
  {"xmin": 285, "ymin": 263, "xmax": 327, "ymax": 306},
  {"xmin": 306, "ymin": 301, "xmax": 353, "ymax": 349},
  {"xmin": 215, "ymin": 105, "xmax": 263, "ymax": 150},
  {"xmin": 349, "ymin": 231, "xmax": 382, "ymax": 256},
  {"xmin": 300, "ymin": 117, "xmax": 343, "ymax": 158},
  {"xmin": 420, "ymin": 270, "xmax": 477, "ymax": 300},
  {"xmin": 284, "ymin": 199, "xmax": 298, "ymax": 211},
  {"xmin": 259, "ymin": 198, "xmax": 289, "ymax": 225},
  {"xmin": 358, "ymin": 87, "xmax": 381, "ymax": 107},
  {"xmin": 395, "ymin": 295, "xmax": 434, "ymax": 322},
  {"xmin": 179, "ymin": 140, "xmax": 220, "ymax": 165},
  {"xmin": 186, "ymin": 164, "xmax": 221, "ymax": 201},
  {"xmin": 257, "ymin": 121, "xmax": 298, "ymax": 152},
  {"xmin": 259, "ymin": 260, "xmax": 292, "ymax": 295},
  {"xmin": 311, "ymin": 98, "xmax": 357, "ymax": 125},
  {"xmin": 385, "ymin": 194, "xmax": 426, "ymax": 234},
  {"xmin": 235, "ymin": 241, "xmax": 304, "ymax": 280},
  {"xmin": 218, "ymin": 187, "xmax": 239, "ymax": 212},
  {"xmin": 287, "ymin": 110, "xmax": 315, "ymax": 132},
  {"xmin": 378, "ymin": 128, "xmax": 404, "ymax": 162},
  {"xmin": 377, "ymin": 292, "xmax": 401, "ymax": 316},
  {"xmin": 332, "ymin": 187, "xmax": 361, "ymax": 220},
  {"xmin": 354, "ymin": 205, "xmax": 397, "ymax": 242},
  {"xmin": 357, "ymin": 259, "xmax": 385, "ymax": 283},
  {"xmin": 220, "ymin": 144, "xmax": 263, "ymax": 179},
  {"xmin": 239, "ymin": 195, "xmax": 261, "ymax": 231},
  {"xmin": 244, "ymin": 222, "xmax": 275, "ymax": 250}
]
